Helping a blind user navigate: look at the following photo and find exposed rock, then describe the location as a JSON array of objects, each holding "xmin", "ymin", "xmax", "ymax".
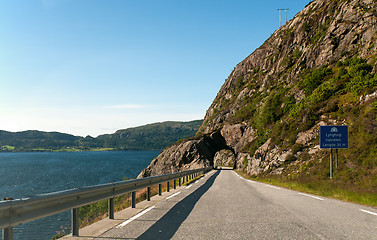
[
  {"xmin": 220, "ymin": 123, "xmax": 256, "ymax": 153},
  {"xmin": 214, "ymin": 149, "xmax": 236, "ymax": 168},
  {"xmin": 137, "ymin": 131, "xmax": 227, "ymax": 178},
  {"xmin": 359, "ymin": 91, "xmax": 377, "ymax": 103},
  {"xmin": 199, "ymin": 0, "xmax": 377, "ymax": 134},
  {"xmin": 236, "ymin": 153, "xmax": 252, "ymax": 170},
  {"xmin": 245, "ymin": 139, "xmax": 294, "ymax": 176},
  {"xmin": 308, "ymin": 145, "xmax": 321, "ymax": 155}
]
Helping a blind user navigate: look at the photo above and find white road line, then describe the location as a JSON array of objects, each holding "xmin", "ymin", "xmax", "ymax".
[
  {"xmin": 166, "ymin": 191, "xmax": 181, "ymax": 200},
  {"xmin": 235, "ymin": 170, "xmax": 280, "ymax": 188},
  {"xmin": 117, "ymin": 206, "xmax": 155, "ymax": 228},
  {"xmin": 194, "ymin": 180, "xmax": 199, "ymax": 184},
  {"xmin": 185, "ymin": 185, "xmax": 192, "ymax": 189},
  {"xmin": 298, "ymin": 193, "xmax": 324, "ymax": 201},
  {"xmin": 265, "ymin": 184, "xmax": 281, "ymax": 190},
  {"xmin": 360, "ymin": 209, "xmax": 377, "ymax": 216}
]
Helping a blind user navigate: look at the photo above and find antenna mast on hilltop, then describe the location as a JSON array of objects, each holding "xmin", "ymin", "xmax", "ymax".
[{"xmin": 277, "ymin": 8, "xmax": 289, "ymax": 27}]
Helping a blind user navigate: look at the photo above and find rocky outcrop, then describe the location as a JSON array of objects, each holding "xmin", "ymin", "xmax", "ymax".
[
  {"xmin": 199, "ymin": 0, "xmax": 377, "ymax": 134},
  {"xmin": 139, "ymin": 0, "xmax": 377, "ymax": 179},
  {"xmin": 214, "ymin": 149, "xmax": 236, "ymax": 168},
  {"xmin": 245, "ymin": 139, "xmax": 293, "ymax": 176},
  {"xmin": 137, "ymin": 131, "xmax": 227, "ymax": 177},
  {"xmin": 220, "ymin": 123, "xmax": 256, "ymax": 153}
]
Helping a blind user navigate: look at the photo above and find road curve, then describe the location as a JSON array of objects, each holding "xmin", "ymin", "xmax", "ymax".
[{"xmin": 77, "ymin": 169, "xmax": 377, "ymax": 239}]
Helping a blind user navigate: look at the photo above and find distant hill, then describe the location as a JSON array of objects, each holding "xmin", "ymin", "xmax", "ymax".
[
  {"xmin": 0, "ymin": 120, "xmax": 203, "ymax": 152},
  {"xmin": 97, "ymin": 120, "xmax": 203, "ymax": 150},
  {"xmin": 0, "ymin": 130, "xmax": 79, "ymax": 151}
]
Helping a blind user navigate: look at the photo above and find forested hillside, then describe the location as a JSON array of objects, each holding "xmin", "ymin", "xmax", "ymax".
[{"xmin": 0, "ymin": 120, "xmax": 202, "ymax": 152}]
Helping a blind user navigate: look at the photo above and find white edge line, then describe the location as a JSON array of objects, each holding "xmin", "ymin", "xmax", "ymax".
[
  {"xmin": 117, "ymin": 206, "xmax": 155, "ymax": 228},
  {"xmin": 236, "ymin": 171, "xmax": 279, "ymax": 189},
  {"xmin": 298, "ymin": 193, "xmax": 324, "ymax": 201},
  {"xmin": 360, "ymin": 209, "xmax": 377, "ymax": 216},
  {"xmin": 235, "ymin": 171, "xmax": 267, "ymax": 185},
  {"xmin": 166, "ymin": 191, "xmax": 181, "ymax": 200},
  {"xmin": 265, "ymin": 184, "xmax": 281, "ymax": 190},
  {"xmin": 185, "ymin": 185, "xmax": 192, "ymax": 189}
]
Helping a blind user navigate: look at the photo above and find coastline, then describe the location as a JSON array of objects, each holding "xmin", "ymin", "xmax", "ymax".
[{"xmin": 0, "ymin": 147, "xmax": 163, "ymax": 153}]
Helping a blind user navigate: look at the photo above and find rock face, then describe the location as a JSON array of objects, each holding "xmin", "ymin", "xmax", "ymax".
[
  {"xmin": 138, "ymin": 131, "xmax": 227, "ymax": 177},
  {"xmin": 139, "ymin": 0, "xmax": 377, "ymax": 178},
  {"xmin": 245, "ymin": 139, "xmax": 293, "ymax": 176},
  {"xmin": 199, "ymin": 0, "xmax": 377, "ymax": 134},
  {"xmin": 220, "ymin": 123, "xmax": 256, "ymax": 153},
  {"xmin": 214, "ymin": 149, "xmax": 236, "ymax": 168}
]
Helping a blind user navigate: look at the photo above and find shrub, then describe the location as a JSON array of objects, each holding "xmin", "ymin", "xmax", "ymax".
[{"xmin": 302, "ymin": 67, "xmax": 333, "ymax": 94}]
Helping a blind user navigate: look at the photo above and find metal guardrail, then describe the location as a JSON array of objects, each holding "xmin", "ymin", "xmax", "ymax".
[{"xmin": 0, "ymin": 166, "xmax": 212, "ymax": 240}]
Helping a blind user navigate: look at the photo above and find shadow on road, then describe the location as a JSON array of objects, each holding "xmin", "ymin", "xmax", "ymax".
[{"xmin": 136, "ymin": 170, "xmax": 221, "ymax": 240}]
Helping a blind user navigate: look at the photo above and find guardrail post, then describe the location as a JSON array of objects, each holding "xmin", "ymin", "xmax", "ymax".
[
  {"xmin": 147, "ymin": 187, "xmax": 151, "ymax": 201},
  {"xmin": 167, "ymin": 181, "xmax": 170, "ymax": 192},
  {"xmin": 72, "ymin": 208, "xmax": 79, "ymax": 236},
  {"xmin": 132, "ymin": 192, "xmax": 136, "ymax": 208},
  {"xmin": 3, "ymin": 227, "xmax": 13, "ymax": 240},
  {"xmin": 109, "ymin": 198, "xmax": 114, "ymax": 219},
  {"xmin": 158, "ymin": 184, "xmax": 162, "ymax": 195},
  {"xmin": 173, "ymin": 179, "xmax": 176, "ymax": 189},
  {"xmin": 179, "ymin": 177, "xmax": 181, "ymax": 186}
]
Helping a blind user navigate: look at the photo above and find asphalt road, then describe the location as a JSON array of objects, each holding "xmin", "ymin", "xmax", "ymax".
[{"xmin": 89, "ymin": 169, "xmax": 377, "ymax": 239}]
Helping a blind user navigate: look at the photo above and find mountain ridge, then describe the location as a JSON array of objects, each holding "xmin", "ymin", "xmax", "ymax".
[{"xmin": 0, "ymin": 120, "xmax": 202, "ymax": 152}]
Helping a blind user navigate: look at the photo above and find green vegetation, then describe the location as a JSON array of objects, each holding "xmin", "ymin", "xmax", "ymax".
[
  {"xmin": 311, "ymin": 23, "xmax": 329, "ymax": 44},
  {"xmin": 229, "ymin": 56, "xmax": 377, "ymax": 205},
  {"xmin": 181, "ymin": 174, "xmax": 204, "ymax": 186},
  {"xmin": 0, "ymin": 120, "xmax": 202, "ymax": 152},
  {"xmin": 236, "ymin": 170, "xmax": 377, "ymax": 207},
  {"xmin": 0, "ymin": 145, "xmax": 15, "ymax": 151}
]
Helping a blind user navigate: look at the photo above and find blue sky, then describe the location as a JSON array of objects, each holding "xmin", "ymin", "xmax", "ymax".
[{"xmin": 0, "ymin": 0, "xmax": 310, "ymax": 137}]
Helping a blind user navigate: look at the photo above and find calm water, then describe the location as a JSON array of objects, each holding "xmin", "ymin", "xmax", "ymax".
[{"xmin": 0, "ymin": 151, "xmax": 159, "ymax": 240}]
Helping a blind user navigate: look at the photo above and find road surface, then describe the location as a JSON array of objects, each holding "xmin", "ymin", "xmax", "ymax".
[{"xmin": 65, "ymin": 169, "xmax": 377, "ymax": 239}]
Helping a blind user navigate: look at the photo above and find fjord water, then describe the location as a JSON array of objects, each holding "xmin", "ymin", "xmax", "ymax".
[{"xmin": 0, "ymin": 151, "xmax": 159, "ymax": 240}]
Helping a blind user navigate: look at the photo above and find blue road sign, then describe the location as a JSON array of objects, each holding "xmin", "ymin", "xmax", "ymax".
[{"xmin": 320, "ymin": 125, "xmax": 348, "ymax": 149}]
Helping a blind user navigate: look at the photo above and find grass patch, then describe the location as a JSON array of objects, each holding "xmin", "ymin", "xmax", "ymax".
[
  {"xmin": 0, "ymin": 145, "xmax": 15, "ymax": 151},
  {"xmin": 182, "ymin": 174, "xmax": 204, "ymax": 186},
  {"xmin": 235, "ymin": 170, "xmax": 377, "ymax": 207}
]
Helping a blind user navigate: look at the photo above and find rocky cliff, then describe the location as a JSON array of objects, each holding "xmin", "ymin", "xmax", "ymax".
[{"xmin": 138, "ymin": 0, "xmax": 377, "ymax": 189}]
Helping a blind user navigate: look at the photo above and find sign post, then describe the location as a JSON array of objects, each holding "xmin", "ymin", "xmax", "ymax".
[{"xmin": 320, "ymin": 125, "xmax": 349, "ymax": 179}]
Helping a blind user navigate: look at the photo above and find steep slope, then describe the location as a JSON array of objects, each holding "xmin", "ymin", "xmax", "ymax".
[
  {"xmin": 199, "ymin": 0, "xmax": 377, "ymax": 134},
  {"xmin": 138, "ymin": 0, "xmax": 377, "ymax": 196}
]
